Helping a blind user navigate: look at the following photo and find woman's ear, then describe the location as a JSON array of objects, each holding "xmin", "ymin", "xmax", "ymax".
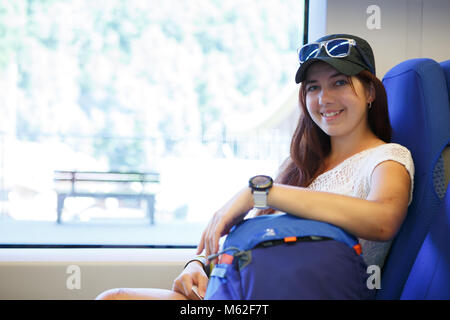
[{"xmin": 367, "ymin": 81, "xmax": 376, "ymax": 103}]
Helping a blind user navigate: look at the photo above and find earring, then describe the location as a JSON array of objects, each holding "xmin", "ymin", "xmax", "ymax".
[{"xmin": 368, "ymin": 101, "xmax": 372, "ymax": 109}]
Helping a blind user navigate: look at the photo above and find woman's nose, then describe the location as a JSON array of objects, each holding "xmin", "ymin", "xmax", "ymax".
[{"xmin": 318, "ymin": 88, "xmax": 334, "ymax": 105}]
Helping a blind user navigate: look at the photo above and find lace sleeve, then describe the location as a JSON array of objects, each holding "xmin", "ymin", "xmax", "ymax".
[{"xmin": 367, "ymin": 143, "xmax": 415, "ymax": 205}]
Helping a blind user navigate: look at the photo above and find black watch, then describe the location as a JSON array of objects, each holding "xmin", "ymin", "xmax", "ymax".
[{"xmin": 249, "ymin": 175, "xmax": 273, "ymax": 209}]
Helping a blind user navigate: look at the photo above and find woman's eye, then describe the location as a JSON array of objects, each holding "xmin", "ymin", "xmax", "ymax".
[
  {"xmin": 335, "ymin": 79, "xmax": 348, "ymax": 86},
  {"xmin": 307, "ymin": 85, "xmax": 318, "ymax": 92}
]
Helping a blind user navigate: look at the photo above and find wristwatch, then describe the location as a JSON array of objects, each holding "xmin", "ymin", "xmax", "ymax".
[{"xmin": 249, "ymin": 175, "xmax": 273, "ymax": 209}]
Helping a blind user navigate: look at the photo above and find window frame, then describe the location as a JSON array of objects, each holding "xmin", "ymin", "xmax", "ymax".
[{"xmin": 0, "ymin": 0, "xmax": 309, "ymax": 249}]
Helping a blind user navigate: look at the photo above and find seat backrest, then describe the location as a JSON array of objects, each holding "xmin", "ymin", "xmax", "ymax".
[
  {"xmin": 440, "ymin": 60, "xmax": 450, "ymax": 98},
  {"xmin": 376, "ymin": 58, "xmax": 450, "ymax": 299},
  {"xmin": 439, "ymin": 60, "xmax": 450, "ymax": 200},
  {"xmin": 400, "ymin": 183, "xmax": 450, "ymax": 299}
]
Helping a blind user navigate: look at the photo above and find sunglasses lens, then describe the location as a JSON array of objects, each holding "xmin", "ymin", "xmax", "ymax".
[
  {"xmin": 326, "ymin": 39, "xmax": 351, "ymax": 57},
  {"xmin": 299, "ymin": 43, "xmax": 320, "ymax": 63}
]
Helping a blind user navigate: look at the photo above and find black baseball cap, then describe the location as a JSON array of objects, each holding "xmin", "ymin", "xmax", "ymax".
[{"xmin": 295, "ymin": 34, "xmax": 376, "ymax": 84}]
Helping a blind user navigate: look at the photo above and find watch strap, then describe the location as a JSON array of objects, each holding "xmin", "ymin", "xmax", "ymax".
[{"xmin": 253, "ymin": 190, "xmax": 269, "ymax": 209}]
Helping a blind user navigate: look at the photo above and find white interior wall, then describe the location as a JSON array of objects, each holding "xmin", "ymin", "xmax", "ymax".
[{"xmin": 309, "ymin": 0, "xmax": 450, "ymax": 78}]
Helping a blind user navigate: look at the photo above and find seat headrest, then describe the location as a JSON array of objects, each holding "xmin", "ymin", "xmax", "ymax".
[{"xmin": 383, "ymin": 58, "xmax": 450, "ymax": 172}]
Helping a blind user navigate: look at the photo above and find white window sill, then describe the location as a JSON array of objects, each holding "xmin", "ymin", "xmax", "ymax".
[{"xmin": 0, "ymin": 248, "xmax": 197, "ymax": 263}]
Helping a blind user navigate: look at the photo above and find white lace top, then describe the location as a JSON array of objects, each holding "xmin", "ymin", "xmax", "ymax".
[{"xmin": 307, "ymin": 143, "xmax": 415, "ymax": 269}]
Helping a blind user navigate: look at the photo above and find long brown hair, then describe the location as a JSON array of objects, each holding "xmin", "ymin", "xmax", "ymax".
[{"xmin": 259, "ymin": 70, "xmax": 391, "ymax": 215}]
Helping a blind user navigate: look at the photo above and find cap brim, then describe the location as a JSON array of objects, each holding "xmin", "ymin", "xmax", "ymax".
[{"xmin": 295, "ymin": 57, "xmax": 365, "ymax": 84}]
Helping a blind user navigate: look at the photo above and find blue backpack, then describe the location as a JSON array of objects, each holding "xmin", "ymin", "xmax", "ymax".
[{"xmin": 204, "ymin": 213, "xmax": 373, "ymax": 300}]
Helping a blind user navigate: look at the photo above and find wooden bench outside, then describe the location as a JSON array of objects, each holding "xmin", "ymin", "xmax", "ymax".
[{"xmin": 54, "ymin": 171, "xmax": 160, "ymax": 224}]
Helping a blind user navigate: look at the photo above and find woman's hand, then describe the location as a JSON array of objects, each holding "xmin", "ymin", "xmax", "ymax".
[
  {"xmin": 172, "ymin": 261, "xmax": 209, "ymax": 300},
  {"xmin": 197, "ymin": 187, "xmax": 254, "ymax": 260}
]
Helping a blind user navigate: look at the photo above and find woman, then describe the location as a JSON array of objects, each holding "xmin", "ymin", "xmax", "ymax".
[{"xmin": 97, "ymin": 34, "xmax": 414, "ymax": 300}]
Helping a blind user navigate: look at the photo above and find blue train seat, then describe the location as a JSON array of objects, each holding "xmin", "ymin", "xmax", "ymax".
[
  {"xmin": 376, "ymin": 59, "xmax": 450, "ymax": 299},
  {"xmin": 401, "ymin": 183, "xmax": 450, "ymax": 299},
  {"xmin": 440, "ymin": 60, "xmax": 450, "ymax": 97},
  {"xmin": 400, "ymin": 60, "xmax": 450, "ymax": 299}
]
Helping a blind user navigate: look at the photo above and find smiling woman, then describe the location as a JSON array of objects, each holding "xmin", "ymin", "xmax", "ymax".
[{"xmin": 191, "ymin": 34, "xmax": 414, "ymax": 300}]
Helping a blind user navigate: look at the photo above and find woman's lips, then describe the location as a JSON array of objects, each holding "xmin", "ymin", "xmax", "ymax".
[{"xmin": 320, "ymin": 109, "xmax": 344, "ymax": 120}]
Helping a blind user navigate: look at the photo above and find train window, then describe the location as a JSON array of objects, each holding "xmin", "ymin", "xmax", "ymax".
[{"xmin": 0, "ymin": 0, "xmax": 305, "ymax": 247}]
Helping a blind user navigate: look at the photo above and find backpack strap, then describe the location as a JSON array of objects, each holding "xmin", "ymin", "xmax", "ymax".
[{"xmin": 219, "ymin": 213, "xmax": 361, "ymax": 255}]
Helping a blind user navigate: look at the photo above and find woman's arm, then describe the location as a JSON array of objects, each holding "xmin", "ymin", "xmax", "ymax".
[
  {"xmin": 268, "ymin": 160, "xmax": 411, "ymax": 241},
  {"xmin": 197, "ymin": 187, "xmax": 254, "ymax": 259},
  {"xmin": 198, "ymin": 160, "xmax": 411, "ymax": 257}
]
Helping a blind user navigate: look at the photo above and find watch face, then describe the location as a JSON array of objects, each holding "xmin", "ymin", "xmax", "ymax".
[{"xmin": 250, "ymin": 175, "xmax": 273, "ymax": 189}]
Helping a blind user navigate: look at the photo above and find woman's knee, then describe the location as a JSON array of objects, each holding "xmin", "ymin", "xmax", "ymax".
[
  {"xmin": 95, "ymin": 288, "xmax": 132, "ymax": 300},
  {"xmin": 95, "ymin": 287, "xmax": 189, "ymax": 300}
]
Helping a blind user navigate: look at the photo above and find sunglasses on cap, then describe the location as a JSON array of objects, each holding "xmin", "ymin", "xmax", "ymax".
[{"xmin": 297, "ymin": 38, "xmax": 375, "ymax": 74}]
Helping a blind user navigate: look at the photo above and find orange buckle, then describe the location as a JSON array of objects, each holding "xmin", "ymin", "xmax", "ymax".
[
  {"xmin": 284, "ymin": 236, "xmax": 297, "ymax": 243},
  {"xmin": 353, "ymin": 243, "xmax": 362, "ymax": 255},
  {"xmin": 219, "ymin": 253, "xmax": 234, "ymax": 264}
]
